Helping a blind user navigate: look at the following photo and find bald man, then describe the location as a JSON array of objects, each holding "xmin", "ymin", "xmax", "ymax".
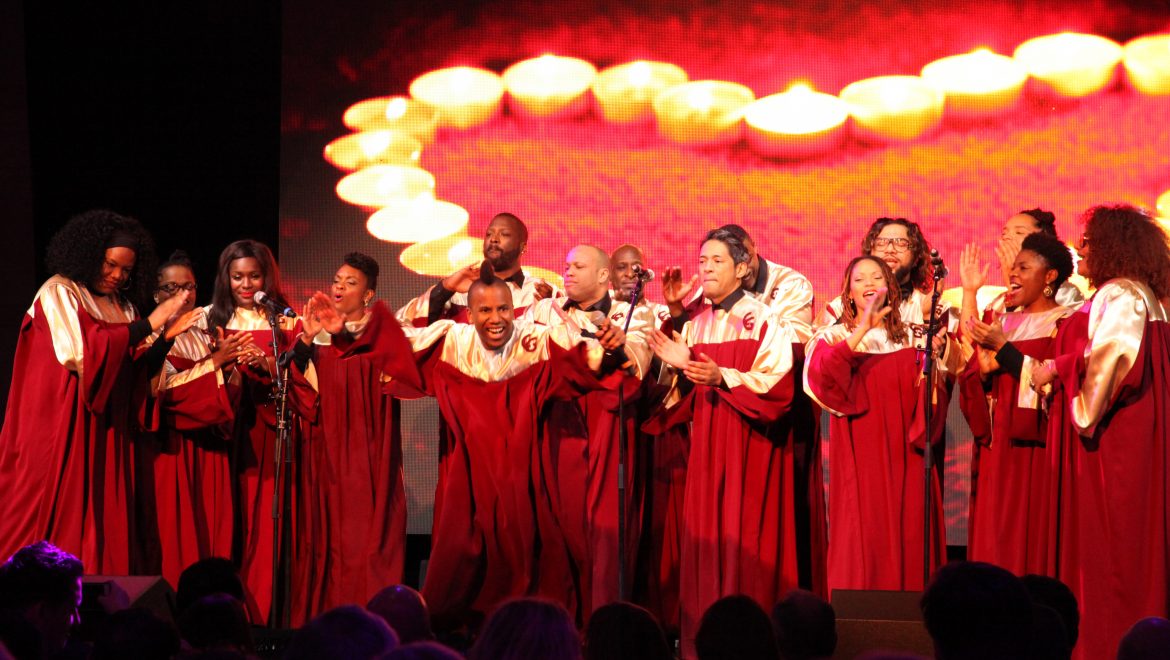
[
  {"xmin": 404, "ymin": 275, "xmax": 626, "ymax": 630},
  {"xmin": 396, "ymin": 212, "xmax": 558, "ymax": 326},
  {"xmin": 522, "ymin": 244, "xmax": 655, "ymax": 620}
]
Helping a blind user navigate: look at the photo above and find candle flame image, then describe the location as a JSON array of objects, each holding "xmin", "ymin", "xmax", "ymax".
[
  {"xmin": 628, "ymin": 61, "xmax": 652, "ymax": 86},
  {"xmin": 686, "ymin": 84, "xmax": 714, "ymax": 112},
  {"xmin": 384, "ymin": 97, "xmax": 409, "ymax": 120}
]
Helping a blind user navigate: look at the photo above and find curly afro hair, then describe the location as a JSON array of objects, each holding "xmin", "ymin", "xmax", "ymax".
[
  {"xmin": 45, "ymin": 209, "xmax": 158, "ymax": 312},
  {"xmin": 1081, "ymin": 204, "xmax": 1170, "ymax": 300}
]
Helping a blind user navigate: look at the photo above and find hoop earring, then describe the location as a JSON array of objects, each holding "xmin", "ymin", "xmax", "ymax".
[{"xmin": 1043, "ymin": 285, "xmax": 1055, "ymax": 298}]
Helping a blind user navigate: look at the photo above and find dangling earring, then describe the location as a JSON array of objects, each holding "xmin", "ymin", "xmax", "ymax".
[{"xmin": 1043, "ymin": 285, "xmax": 1055, "ymax": 298}]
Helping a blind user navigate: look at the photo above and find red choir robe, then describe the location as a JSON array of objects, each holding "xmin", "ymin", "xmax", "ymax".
[
  {"xmin": 957, "ymin": 306, "xmax": 1073, "ymax": 576},
  {"xmin": 405, "ymin": 319, "xmax": 613, "ymax": 630},
  {"xmin": 396, "ymin": 270, "xmax": 559, "ymax": 326},
  {"xmin": 1048, "ymin": 280, "xmax": 1170, "ymax": 660},
  {"xmin": 0, "ymin": 276, "xmax": 148, "ymax": 573},
  {"xmin": 803, "ymin": 322, "xmax": 951, "ymax": 596},
  {"xmin": 523, "ymin": 293, "xmax": 655, "ymax": 618},
  {"xmin": 213, "ymin": 305, "xmax": 301, "ymax": 624},
  {"xmin": 285, "ymin": 301, "xmax": 420, "ymax": 624},
  {"xmin": 146, "ymin": 326, "xmax": 238, "ymax": 589},
  {"xmin": 633, "ymin": 301, "xmax": 690, "ymax": 631},
  {"xmin": 655, "ymin": 290, "xmax": 801, "ymax": 658}
]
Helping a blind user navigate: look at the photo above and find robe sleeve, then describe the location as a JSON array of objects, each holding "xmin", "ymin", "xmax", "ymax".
[
  {"xmin": 162, "ymin": 355, "xmax": 236, "ymax": 432},
  {"xmin": 1056, "ymin": 281, "xmax": 1148, "ymax": 436},
  {"xmin": 38, "ymin": 281, "xmax": 133, "ymax": 414},
  {"xmin": 711, "ymin": 318, "xmax": 796, "ymax": 424},
  {"xmin": 958, "ymin": 352, "xmax": 993, "ymax": 447},
  {"xmin": 803, "ymin": 335, "xmax": 869, "ymax": 418},
  {"xmin": 768, "ymin": 272, "xmax": 815, "ymax": 328}
]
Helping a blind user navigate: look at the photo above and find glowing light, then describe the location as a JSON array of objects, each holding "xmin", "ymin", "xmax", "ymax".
[
  {"xmin": 921, "ymin": 49, "xmax": 1028, "ymax": 119},
  {"xmin": 502, "ymin": 55, "xmax": 598, "ymax": 119},
  {"xmin": 1123, "ymin": 34, "xmax": 1170, "ymax": 96},
  {"xmin": 366, "ymin": 199, "xmax": 469, "ymax": 243},
  {"xmin": 400, "ymin": 233, "xmax": 483, "ymax": 276},
  {"xmin": 322, "ymin": 131, "xmax": 422, "ymax": 171},
  {"xmin": 341, "ymin": 96, "xmax": 438, "ymax": 143},
  {"xmin": 653, "ymin": 80, "xmax": 754, "ymax": 147},
  {"xmin": 335, "ymin": 165, "xmax": 435, "ymax": 208},
  {"xmin": 742, "ymin": 84, "xmax": 849, "ymax": 159},
  {"xmin": 409, "ymin": 66, "xmax": 505, "ymax": 129},
  {"xmin": 592, "ymin": 60, "xmax": 688, "ymax": 124},
  {"xmin": 1157, "ymin": 189, "xmax": 1170, "ymax": 219},
  {"xmin": 840, "ymin": 75, "xmax": 944, "ymax": 143},
  {"xmin": 1014, "ymin": 32, "xmax": 1123, "ymax": 98}
]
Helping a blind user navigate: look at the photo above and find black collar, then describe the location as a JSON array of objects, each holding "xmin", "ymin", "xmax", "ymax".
[
  {"xmin": 751, "ymin": 256, "xmax": 770, "ymax": 294},
  {"xmin": 502, "ymin": 269, "xmax": 527, "ymax": 288},
  {"xmin": 563, "ymin": 291, "xmax": 612, "ymax": 315},
  {"xmin": 711, "ymin": 287, "xmax": 745, "ymax": 313}
]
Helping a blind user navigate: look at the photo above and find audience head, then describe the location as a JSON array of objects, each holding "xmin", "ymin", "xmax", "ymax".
[
  {"xmin": 861, "ymin": 217, "xmax": 931, "ymax": 292},
  {"xmin": 837, "ymin": 255, "xmax": 906, "ymax": 343},
  {"xmin": 46, "ymin": 209, "xmax": 158, "ymax": 311},
  {"xmin": 699, "ymin": 229, "xmax": 751, "ymax": 304},
  {"xmin": 367, "ymin": 584, "xmax": 434, "ymax": 644},
  {"xmin": 178, "ymin": 593, "xmax": 254, "ymax": 654},
  {"xmin": 771, "ymin": 589, "xmax": 837, "ymax": 660},
  {"xmin": 468, "ymin": 598, "xmax": 581, "ymax": 660},
  {"xmin": 91, "ymin": 607, "xmax": 180, "ymax": 660},
  {"xmin": 608, "ymin": 244, "xmax": 647, "ymax": 302},
  {"xmin": 563, "ymin": 245, "xmax": 611, "ymax": 305},
  {"xmin": 0, "ymin": 541, "xmax": 84, "ymax": 656},
  {"xmin": 1117, "ymin": 617, "xmax": 1170, "ymax": 660},
  {"xmin": 285, "ymin": 605, "xmax": 399, "ymax": 660},
  {"xmin": 695, "ymin": 595, "xmax": 779, "ymax": 660},
  {"xmin": 155, "ymin": 249, "xmax": 198, "ymax": 313},
  {"xmin": 483, "ymin": 213, "xmax": 528, "ymax": 272},
  {"xmin": 1077, "ymin": 203, "xmax": 1170, "ymax": 299},
  {"xmin": 176, "ymin": 557, "xmax": 246, "ymax": 615},
  {"xmin": 380, "ymin": 641, "xmax": 464, "ymax": 660},
  {"xmin": 467, "ymin": 272, "xmax": 515, "ymax": 351},
  {"xmin": 1027, "ymin": 603, "xmax": 1070, "ymax": 660},
  {"xmin": 0, "ymin": 610, "xmax": 42, "ymax": 660},
  {"xmin": 209, "ymin": 239, "xmax": 286, "ymax": 330},
  {"xmin": 920, "ymin": 561, "xmax": 1033, "ymax": 660},
  {"xmin": 1022, "ymin": 574, "xmax": 1079, "ymax": 650},
  {"xmin": 584, "ymin": 601, "xmax": 670, "ymax": 660}
]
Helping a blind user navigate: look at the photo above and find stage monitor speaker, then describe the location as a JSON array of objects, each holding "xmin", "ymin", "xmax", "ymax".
[
  {"xmin": 831, "ymin": 589, "xmax": 934, "ymax": 659},
  {"xmin": 77, "ymin": 575, "xmax": 176, "ymax": 641}
]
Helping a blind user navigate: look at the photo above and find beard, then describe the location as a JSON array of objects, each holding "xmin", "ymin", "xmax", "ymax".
[{"xmin": 484, "ymin": 246, "xmax": 522, "ymax": 272}]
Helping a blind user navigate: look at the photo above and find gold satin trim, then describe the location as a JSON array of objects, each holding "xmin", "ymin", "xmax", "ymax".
[
  {"xmin": 522, "ymin": 296, "xmax": 654, "ymax": 378},
  {"xmin": 33, "ymin": 276, "xmax": 138, "ymax": 380},
  {"xmin": 1072, "ymin": 279, "xmax": 1166, "ymax": 435},
  {"xmin": 677, "ymin": 295, "xmax": 795, "ymax": 394},
  {"xmin": 395, "ymin": 277, "xmax": 564, "ymax": 325}
]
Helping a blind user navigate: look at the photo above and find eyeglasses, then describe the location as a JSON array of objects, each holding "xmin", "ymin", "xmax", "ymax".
[
  {"xmin": 157, "ymin": 282, "xmax": 197, "ymax": 294},
  {"xmin": 873, "ymin": 237, "xmax": 911, "ymax": 251}
]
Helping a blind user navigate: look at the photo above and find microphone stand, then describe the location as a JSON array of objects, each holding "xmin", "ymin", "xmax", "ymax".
[
  {"xmin": 921, "ymin": 261, "xmax": 947, "ymax": 587},
  {"xmin": 616, "ymin": 273, "xmax": 647, "ymax": 601},
  {"xmin": 266, "ymin": 311, "xmax": 293, "ymax": 628}
]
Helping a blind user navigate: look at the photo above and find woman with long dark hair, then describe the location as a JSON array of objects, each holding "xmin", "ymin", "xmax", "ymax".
[
  {"xmin": 0, "ymin": 210, "xmax": 196, "ymax": 573},
  {"xmin": 958, "ymin": 232, "xmax": 1075, "ymax": 576},
  {"xmin": 204, "ymin": 239, "xmax": 300, "ymax": 624},
  {"xmin": 804, "ymin": 255, "xmax": 952, "ymax": 593},
  {"xmin": 1031, "ymin": 204, "xmax": 1170, "ymax": 659}
]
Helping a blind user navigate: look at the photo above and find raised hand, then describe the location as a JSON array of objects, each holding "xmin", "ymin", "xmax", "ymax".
[
  {"xmin": 964, "ymin": 318, "xmax": 1007, "ymax": 351},
  {"xmin": 163, "ymin": 307, "xmax": 203, "ymax": 341},
  {"xmin": 310, "ymin": 292, "xmax": 344, "ymax": 334},
  {"xmin": 847, "ymin": 287, "xmax": 892, "ymax": 351},
  {"xmin": 959, "ymin": 243, "xmax": 989, "ymax": 292},
  {"xmin": 300, "ymin": 297, "xmax": 323, "ymax": 342},
  {"xmin": 533, "ymin": 280, "xmax": 553, "ymax": 301},
  {"xmin": 210, "ymin": 327, "xmax": 253, "ymax": 369},
  {"xmin": 661, "ymin": 266, "xmax": 698, "ymax": 318},
  {"xmin": 995, "ymin": 238, "xmax": 1021, "ymax": 286},
  {"xmin": 683, "ymin": 353, "xmax": 722, "ymax": 387},
  {"xmin": 147, "ymin": 294, "xmax": 190, "ymax": 333},
  {"xmin": 647, "ymin": 328, "xmax": 691, "ymax": 370},
  {"xmin": 441, "ymin": 262, "xmax": 482, "ymax": 294},
  {"xmin": 593, "ymin": 317, "xmax": 626, "ymax": 352}
]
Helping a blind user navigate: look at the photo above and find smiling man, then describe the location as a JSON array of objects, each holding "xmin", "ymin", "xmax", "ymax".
[
  {"xmin": 403, "ymin": 273, "xmax": 627, "ymax": 631},
  {"xmin": 647, "ymin": 228, "xmax": 801, "ymax": 658},
  {"xmin": 396, "ymin": 212, "xmax": 557, "ymax": 326}
]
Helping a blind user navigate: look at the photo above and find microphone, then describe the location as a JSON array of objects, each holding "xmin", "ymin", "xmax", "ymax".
[
  {"xmin": 930, "ymin": 249, "xmax": 948, "ymax": 279},
  {"xmin": 630, "ymin": 264, "xmax": 655, "ymax": 281},
  {"xmin": 254, "ymin": 291, "xmax": 297, "ymax": 319},
  {"xmin": 579, "ymin": 310, "xmax": 608, "ymax": 338}
]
